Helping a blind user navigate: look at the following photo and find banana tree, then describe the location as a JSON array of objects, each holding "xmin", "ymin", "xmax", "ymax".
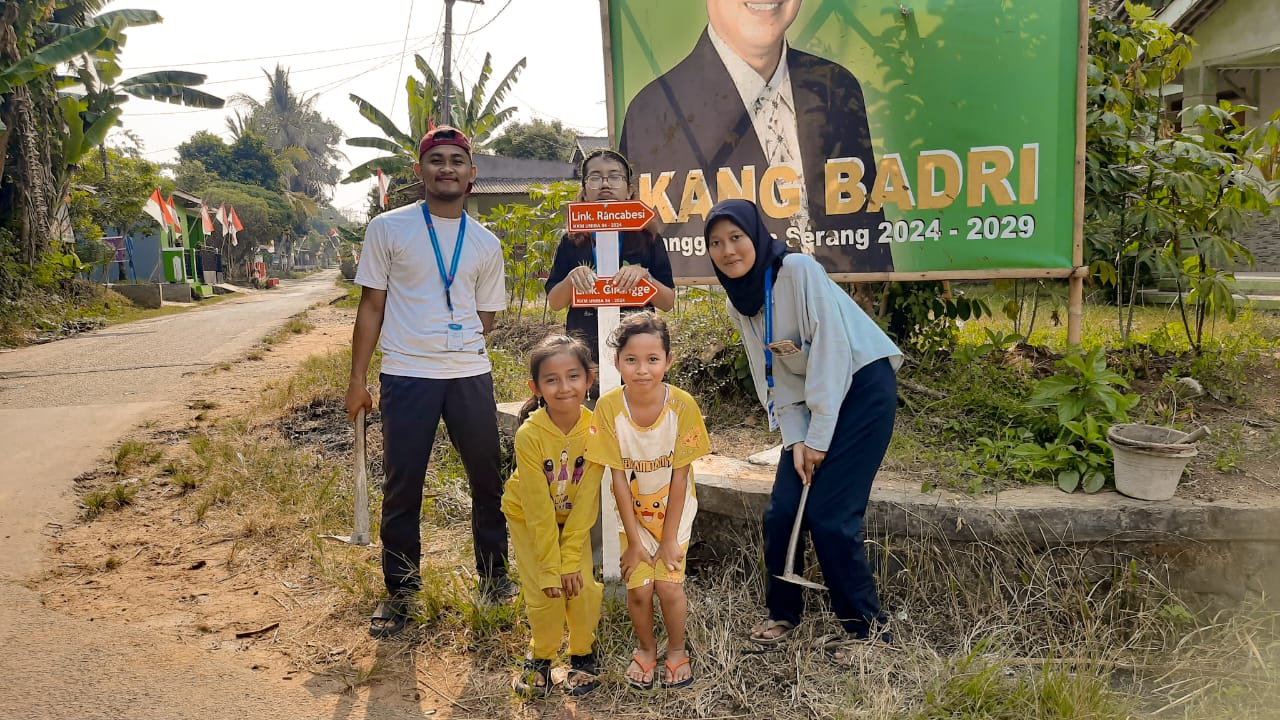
[
  {"xmin": 64, "ymin": 10, "xmax": 223, "ymax": 179},
  {"xmin": 0, "ymin": 9, "xmax": 111, "ymax": 183},
  {"xmin": 1, "ymin": 0, "xmax": 119, "ymax": 265},
  {"xmin": 343, "ymin": 52, "xmax": 525, "ymax": 183},
  {"xmin": 344, "ymin": 55, "xmax": 442, "ymax": 184},
  {"xmin": 450, "ymin": 52, "xmax": 525, "ymax": 146}
]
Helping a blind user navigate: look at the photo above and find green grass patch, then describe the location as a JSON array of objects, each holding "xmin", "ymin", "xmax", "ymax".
[
  {"xmin": 890, "ymin": 284, "xmax": 1280, "ymax": 493},
  {"xmin": 0, "ymin": 278, "xmax": 229, "ymax": 348},
  {"xmin": 334, "ymin": 280, "xmax": 361, "ymax": 309},
  {"xmin": 264, "ymin": 346, "xmax": 378, "ymax": 413},
  {"xmin": 113, "ymin": 440, "xmax": 160, "ymax": 475},
  {"xmin": 263, "ymin": 313, "xmax": 315, "ymax": 345},
  {"xmin": 103, "ymin": 293, "xmax": 231, "ymax": 327},
  {"xmin": 83, "ymin": 482, "xmax": 139, "ymax": 517},
  {"xmin": 917, "ymin": 645, "xmax": 1134, "ymax": 720}
]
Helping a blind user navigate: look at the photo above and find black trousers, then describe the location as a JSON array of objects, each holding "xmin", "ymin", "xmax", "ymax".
[
  {"xmin": 763, "ymin": 358, "xmax": 897, "ymax": 637},
  {"xmin": 379, "ymin": 372, "xmax": 508, "ymax": 599}
]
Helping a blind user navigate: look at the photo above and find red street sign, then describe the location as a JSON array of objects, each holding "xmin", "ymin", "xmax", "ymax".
[
  {"xmin": 572, "ymin": 277, "xmax": 659, "ymax": 308},
  {"xmin": 567, "ymin": 200, "xmax": 657, "ymax": 233}
]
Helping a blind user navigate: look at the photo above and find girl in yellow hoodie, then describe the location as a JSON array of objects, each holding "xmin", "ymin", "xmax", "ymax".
[{"xmin": 502, "ymin": 334, "xmax": 604, "ymax": 697}]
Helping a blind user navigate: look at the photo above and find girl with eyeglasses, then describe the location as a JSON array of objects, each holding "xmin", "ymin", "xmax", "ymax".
[{"xmin": 545, "ymin": 149, "xmax": 675, "ymax": 394}]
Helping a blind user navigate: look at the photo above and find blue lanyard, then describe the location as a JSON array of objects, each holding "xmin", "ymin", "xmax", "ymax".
[
  {"xmin": 422, "ymin": 203, "xmax": 466, "ymax": 314},
  {"xmin": 589, "ymin": 232, "xmax": 623, "ymax": 270},
  {"xmin": 763, "ymin": 266, "xmax": 774, "ymax": 393}
]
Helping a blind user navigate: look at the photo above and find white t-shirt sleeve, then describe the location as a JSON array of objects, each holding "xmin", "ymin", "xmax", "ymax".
[
  {"xmin": 353, "ymin": 218, "xmax": 390, "ymax": 290},
  {"xmin": 475, "ymin": 235, "xmax": 506, "ymax": 312}
]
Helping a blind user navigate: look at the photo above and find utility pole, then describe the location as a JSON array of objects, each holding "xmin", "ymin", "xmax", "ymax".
[{"xmin": 440, "ymin": 0, "xmax": 484, "ymax": 128}]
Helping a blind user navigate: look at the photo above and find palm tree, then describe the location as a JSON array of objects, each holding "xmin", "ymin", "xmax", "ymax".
[
  {"xmin": 230, "ymin": 65, "xmax": 344, "ymax": 200},
  {"xmin": 343, "ymin": 52, "xmax": 525, "ymax": 184}
]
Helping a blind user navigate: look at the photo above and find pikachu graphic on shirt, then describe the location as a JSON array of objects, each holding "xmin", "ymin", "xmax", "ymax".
[{"xmin": 630, "ymin": 472, "xmax": 668, "ymax": 542}]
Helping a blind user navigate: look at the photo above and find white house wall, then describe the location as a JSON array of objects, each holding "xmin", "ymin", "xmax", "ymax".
[
  {"xmin": 1260, "ymin": 69, "xmax": 1280, "ymax": 123},
  {"xmin": 1187, "ymin": 0, "xmax": 1279, "ymax": 70},
  {"xmin": 1168, "ymin": 0, "xmax": 1280, "ymax": 123}
]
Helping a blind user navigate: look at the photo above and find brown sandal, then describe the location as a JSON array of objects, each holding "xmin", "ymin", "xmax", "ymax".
[{"xmin": 749, "ymin": 618, "xmax": 797, "ymax": 645}]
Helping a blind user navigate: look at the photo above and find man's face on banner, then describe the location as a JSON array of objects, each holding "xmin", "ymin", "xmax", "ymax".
[{"xmin": 706, "ymin": 0, "xmax": 802, "ymax": 58}]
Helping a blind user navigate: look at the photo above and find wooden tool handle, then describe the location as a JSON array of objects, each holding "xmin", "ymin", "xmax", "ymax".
[{"xmin": 351, "ymin": 408, "xmax": 371, "ymax": 545}]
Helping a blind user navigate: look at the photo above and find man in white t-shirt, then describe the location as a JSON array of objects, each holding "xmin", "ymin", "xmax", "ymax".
[{"xmin": 346, "ymin": 126, "xmax": 513, "ymax": 637}]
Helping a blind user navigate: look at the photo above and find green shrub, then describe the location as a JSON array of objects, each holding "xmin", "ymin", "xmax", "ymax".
[{"xmin": 1013, "ymin": 348, "xmax": 1137, "ymax": 493}]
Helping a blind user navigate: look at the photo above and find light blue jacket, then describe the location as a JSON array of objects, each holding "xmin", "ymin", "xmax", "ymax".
[{"xmin": 727, "ymin": 254, "xmax": 902, "ymax": 451}]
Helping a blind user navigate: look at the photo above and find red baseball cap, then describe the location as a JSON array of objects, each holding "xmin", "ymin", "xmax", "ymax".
[{"xmin": 417, "ymin": 125, "xmax": 472, "ymax": 160}]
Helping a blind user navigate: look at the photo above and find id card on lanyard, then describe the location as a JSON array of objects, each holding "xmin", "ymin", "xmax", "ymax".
[
  {"xmin": 423, "ymin": 203, "xmax": 467, "ymax": 350},
  {"xmin": 763, "ymin": 266, "xmax": 778, "ymax": 432}
]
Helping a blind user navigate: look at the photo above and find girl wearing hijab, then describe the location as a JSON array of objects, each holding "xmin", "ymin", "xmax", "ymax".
[{"xmin": 704, "ymin": 199, "xmax": 902, "ymax": 658}]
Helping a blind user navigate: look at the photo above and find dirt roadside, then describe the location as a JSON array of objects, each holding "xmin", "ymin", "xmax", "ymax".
[{"xmin": 6, "ymin": 300, "xmax": 456, "ymax": 720}]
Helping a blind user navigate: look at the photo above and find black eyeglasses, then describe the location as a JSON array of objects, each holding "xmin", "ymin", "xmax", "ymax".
[{"xmin": 585, "ymin": 173, "xmax": 629, "ymax": 188}]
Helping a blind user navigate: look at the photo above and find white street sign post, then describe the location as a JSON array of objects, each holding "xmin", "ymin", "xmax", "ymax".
[{"xmin": 567, "ymin": 200, "xmax": 658, "ymax": 581}]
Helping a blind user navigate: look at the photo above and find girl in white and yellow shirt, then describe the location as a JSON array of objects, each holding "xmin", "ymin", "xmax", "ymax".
[{"xmin": 586, "ymin": 312, "xmax": 710, "ymax": 690}]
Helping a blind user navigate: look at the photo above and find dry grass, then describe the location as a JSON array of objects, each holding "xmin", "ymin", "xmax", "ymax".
[
  {"xmin": 94, "ymin": 330, "xmax": 1279, "ymax": 719},
  {"xmin": 163, "ymin": 393, "xmax": 1280, "ymax": 718}
]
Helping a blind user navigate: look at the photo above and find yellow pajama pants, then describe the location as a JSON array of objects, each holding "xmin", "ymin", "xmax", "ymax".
[{"xmin": 509, "ymin": 520, "xmax": 602, "ymax": 660}]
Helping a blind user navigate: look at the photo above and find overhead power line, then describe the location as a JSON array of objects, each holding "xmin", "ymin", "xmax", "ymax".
[
  {"xmin": 457, "ymin": 0, "xmax": 515, "ymax": 36},
  {"xmin": 200, "ymin": 50, "xmax": 411, "ymax": 86},
  {"xmin": 454, "ymin": 1, "xmax": 479, "ymax": 69},
  {"xmin": 390, "ymin": 0, "xmax": 417, "ymax": 118},
  {"xmin": 126, "ymin": 34, "xmax": 437, "ymax": 71}
]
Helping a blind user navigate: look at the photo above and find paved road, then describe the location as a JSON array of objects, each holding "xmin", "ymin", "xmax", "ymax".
[
  {"xmin": 0, "ymin": 271, "xmax": 403, "ymax": 719},
  {"xmin": 0, "ymin": 271, "xmax": 343, "ymax": 578}
]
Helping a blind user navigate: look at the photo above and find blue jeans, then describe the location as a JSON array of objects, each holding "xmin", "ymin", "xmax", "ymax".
[{"xmin": 762, "ymin": 358, "xmax": 896, "ymax": 637}]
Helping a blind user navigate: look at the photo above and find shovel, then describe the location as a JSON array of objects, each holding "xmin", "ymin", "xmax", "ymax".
[
  {"xmin": 775, "ymin": 483, "xmax": 826, "ymax": 591},
  {"xmin": 321, "ymin": 408, "xmax": 372, "ymax": 546}
]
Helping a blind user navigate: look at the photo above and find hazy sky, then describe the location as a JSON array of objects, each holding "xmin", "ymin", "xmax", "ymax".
[{"xmin": 101, "ymin": 0, "xmax": 609, "ymax": 220}]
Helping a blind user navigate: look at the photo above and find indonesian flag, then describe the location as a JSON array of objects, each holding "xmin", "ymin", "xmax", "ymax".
[
  {"xmin": 376, "ymin": 168, "xmax": 389, "ymax": 209},
  {"xmin": 215, "ymin": 204, "xmax": 228, "ymax": 237},
  {"xmin": 199, "ymin": 203, "xmax": 214, "ymax": 234},
  {"xmin": 228, "ymin": 206, "xmax": 244, "ymax": 247},
  {"xmin": 328, "ymin": 228, "xmax": 338, "ymax": 240},
  {"xmin": 141, "ymin": 188, "xmax": 173, "ymax": 229},
  {"xmin": 166, "ymin": 195, "xmax": 182, "ymax": 236}
]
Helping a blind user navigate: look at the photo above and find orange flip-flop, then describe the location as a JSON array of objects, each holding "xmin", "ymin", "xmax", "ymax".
[
  {"xmin": 661, "ymin": 655, "xmax": 694, "ymax": 689},
  {"xmin": 626, "ymin": 650, "xmax": 657, "ymax": 690}
]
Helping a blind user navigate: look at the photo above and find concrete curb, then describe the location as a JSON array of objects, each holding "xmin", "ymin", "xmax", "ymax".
[
  {"xmin": 498, "ymin": 403, "xmax": 1280, "ymax": 602},
  {"xmin": 695, "ymin": 454, "xmax": 1280, "ymax": 545}
]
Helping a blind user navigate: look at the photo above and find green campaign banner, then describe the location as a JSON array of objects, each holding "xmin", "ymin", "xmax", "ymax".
[{"xmin": 605, "ymin": 0, "xmax": 1081, "ymax": 279}]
